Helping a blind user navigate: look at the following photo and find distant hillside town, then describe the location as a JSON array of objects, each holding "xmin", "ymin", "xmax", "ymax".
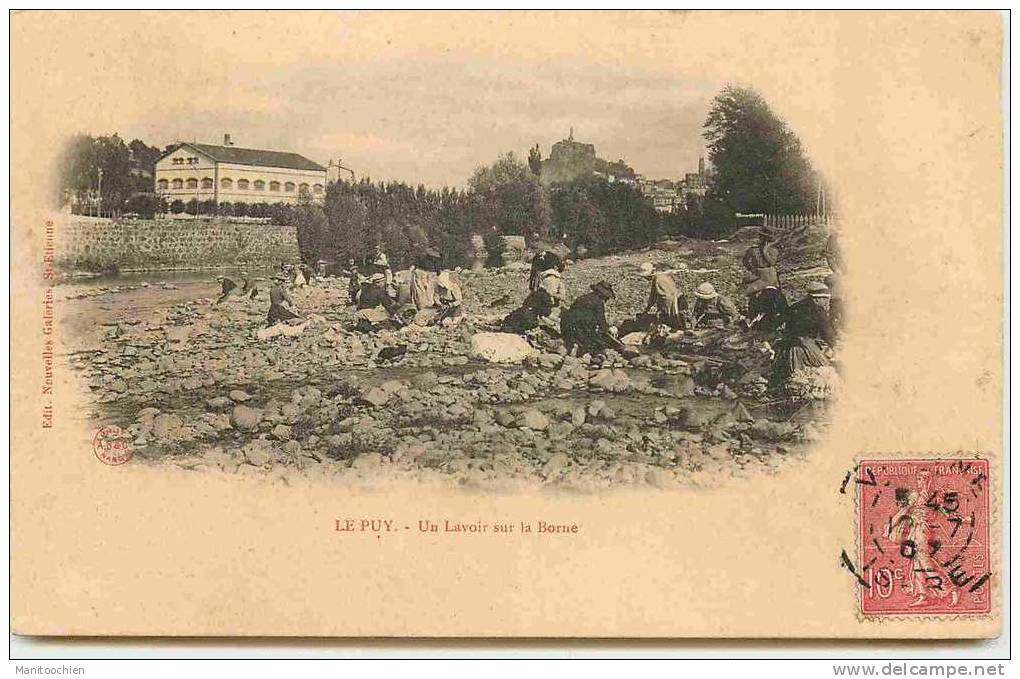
[{"xmin": 537, "ymin": 128, "xmax": 711, "ymax": 213}]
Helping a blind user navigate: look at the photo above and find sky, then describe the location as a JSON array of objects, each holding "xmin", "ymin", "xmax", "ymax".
[
  {"xmin": 19, "ymin": 11, "xmax": 722, "ymax": 188},
  {"xmin": 148, "ymin": 55, "xmax": 718, "ymax": 188}
]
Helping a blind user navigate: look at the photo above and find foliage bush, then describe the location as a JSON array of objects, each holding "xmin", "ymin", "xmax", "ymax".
[{"xmin": 123, "ymin": 192, "xmax": 160, "ymax": 219}]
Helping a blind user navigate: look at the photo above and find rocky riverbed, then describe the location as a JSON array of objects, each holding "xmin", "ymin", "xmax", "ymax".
[{"xmin": 59, "ymin": 235, "xmax": 836, "ymax": 492}]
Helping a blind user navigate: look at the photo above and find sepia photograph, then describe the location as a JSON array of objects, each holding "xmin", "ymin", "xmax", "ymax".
[{"xmin": 58, "ymin": 83, "xmax": 842, "ymax": 491}]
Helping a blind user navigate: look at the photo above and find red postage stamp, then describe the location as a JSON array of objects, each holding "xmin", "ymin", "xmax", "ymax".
[
  {"xmin": 93, "ymin": 425, "xmax": 133, "ymax": 466},
  {"xmin": 855, "ymin": 459, "xmax": 991, "ymax": 616}
]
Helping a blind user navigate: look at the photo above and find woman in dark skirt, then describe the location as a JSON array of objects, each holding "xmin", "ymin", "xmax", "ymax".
[
  {"xmin": 529, "ymin": 250, "xmax": 564, "ymax": 292},
  {"xmin": 214, "ymin": 275, "xmax": 237, "ymax": 305},
  {"xmin": 266, "ymin": 274, "xmax": 302, "ymax": 327},
  {"xmin": 502, "ymin": 287, "xmax": 557, "ymax": 334},
  {"xmin": 771, "ymin": 281, "xmax": 835, "ymax": 388},
  {"xmin": 746, "ymin": 278, "xmax": 789, "ymax": 334},
  {"xmin": 560, "ymin": 281, "xmax": 619, "ymax": 357}
]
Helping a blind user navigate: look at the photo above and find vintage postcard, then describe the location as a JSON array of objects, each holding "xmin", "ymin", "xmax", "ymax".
[{"xmin": 10, "ymin": 10, "xmax": 1004, "ymax": 638}]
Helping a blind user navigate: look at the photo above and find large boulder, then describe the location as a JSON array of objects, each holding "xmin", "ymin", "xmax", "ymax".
[
  {"xmin": 241, "ymin": 439, "xmax": 276, "ymax": 467},
  {"xmin": 589, "ymin": 368, "xmax": 633, "ymax": 392},
  {"xmin": 519, "ymin": 409, "xmax": 550, "ymax": 431},
  {"xmin": 358, "ymin": 386, "xmax": 392, "ymax": 407},
  {"xmin": 469, "ymin": 332, "xmax": 537, "ymax": 364},
  {"xmin": 542, "ymin": 453, "xmax": 570, "ymax": 480},
  {"xmin": 230, "ymin": 405, "xmax": 263, "ymax": 432},
  {"xmin": 256, "ymin": 320, "xmax": 310, "ymax": 341},
  {"xmin": 152, "ymin": 413, "xmax": 184, "ymax": 440}
]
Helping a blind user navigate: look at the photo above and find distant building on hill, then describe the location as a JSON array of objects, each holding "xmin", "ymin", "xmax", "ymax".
[
  {"xmin": 154, "ymin": 134, "xmax": 327, "ymax": 206},
  {"xmin": 637, "ymin": 156, "xmax": 713, "ymax": 213},
  {"xmin": 680, "ymin": 156, "xmax": 711, "ymax": 199},
  {"xmin": 638, "ymin": 177, "xmax": 681, "ymax": 213},
  {"xmin": 539, "ymin": 129, "xmax": 636, "ymax": 187}
]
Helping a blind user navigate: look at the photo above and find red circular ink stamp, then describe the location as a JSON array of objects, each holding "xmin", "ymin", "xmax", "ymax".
[
  {"xmin": 854, "ymin": 458, "xmax": 991, "ymax": 616},
  {"xmin": 93, "ymin": 425, "xmax": 134, "ymax": 466}
]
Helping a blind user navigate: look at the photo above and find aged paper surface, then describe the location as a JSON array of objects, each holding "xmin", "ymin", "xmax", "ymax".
[{"xmin": 10, "ymin": 10, "xmax": 1003, "ymax": 638}]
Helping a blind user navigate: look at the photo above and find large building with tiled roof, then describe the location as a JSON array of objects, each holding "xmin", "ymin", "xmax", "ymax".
[{"xmin": 154, "ymin": 135, "xmax": 327, "ymax": 206}]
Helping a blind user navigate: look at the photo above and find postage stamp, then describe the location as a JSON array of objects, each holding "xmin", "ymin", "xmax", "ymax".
[{"xmin": 855, "ymin": 459, "xmax": 991, "ymax": 616}]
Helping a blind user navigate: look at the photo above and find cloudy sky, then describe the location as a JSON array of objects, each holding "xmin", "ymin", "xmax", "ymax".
[{"xmin": 19, "ymin": 11, "xmax": 723, "ymax": 188}]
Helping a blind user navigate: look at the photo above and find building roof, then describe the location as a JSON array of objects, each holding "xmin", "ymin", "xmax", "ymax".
[{"xmin": 163, "ymin": 142, "xmax": 327, "ymax": 172}]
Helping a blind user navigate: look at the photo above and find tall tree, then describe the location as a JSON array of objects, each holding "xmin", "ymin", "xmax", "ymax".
[
  {"xmin": 55, "ymin": 133, "xmax": 152, "ymax": 215},
  {"xmin": 468, "ymin": 151, "xmax": 552, "ymax": 244},
  {"xmin": 527, "ymin": 144, "xmax": 542, "ymax": 176},
  {"xmin": 703, "ymin": 85, "xmax": 818, "ymax": 215}
]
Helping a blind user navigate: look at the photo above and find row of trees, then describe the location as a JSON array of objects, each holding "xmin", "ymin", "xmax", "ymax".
[
  {"xmin": 293, "ymin": 85, "xmax": 823, "ymax": 265},
  {"xmin": 292, "ymin": 151, "xmax": 669, "ymax": 270},
  {"xmin": 60, "ymin": 85, "xmax": 823, "ymax": 263},
  {"xmin": 56, "ymin": 133, "xmax": 163, "ymax": 217}
]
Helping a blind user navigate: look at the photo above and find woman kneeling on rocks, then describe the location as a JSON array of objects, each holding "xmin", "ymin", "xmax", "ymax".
[
  {"xmin": 560, "ymin": 281, "xmax": 622, "ymax": 358},
  {"xmin": 770, "ymin": 281, "xmax": 836, "ymax": 392},
  {"xmin": 502, "ymin": 286, "xmax": 557, "ymax": 335},
  {"xmin": 354, "ymin": 272, "xmax": 402, "ymax": 331},
  {"xmin": 637, "ymin": 262, "xmax": 687, "ymax": 330},
  {"xmin": 432, "ymin": 270, "xmax": 466, "ymax": 326},
  {"xmin": 266, "ymin": 274, "xmax": 302, "ymax": 326}
]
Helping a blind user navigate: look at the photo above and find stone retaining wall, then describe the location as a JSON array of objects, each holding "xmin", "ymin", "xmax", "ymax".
[{"xmin": 55, "ymin": 218, "xmax": 301, "ymax": 272}]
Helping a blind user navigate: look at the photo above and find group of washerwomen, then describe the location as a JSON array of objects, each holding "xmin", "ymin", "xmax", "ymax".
[
  {"xmin": 214, "ymin": 243, "xmax": 466, "ymax": 332},
  {"xmin": 503, "ymin": 225, "xmax": 845, "ymax": 387},
  {"xmin": 217, "ymin": 226, "xmax": 844, "ymax": 387},
  {"xmin": 343, "ymin": 244, "xmax": 466, "ymax": 332},
  {"xmin": 214, "ymin": 259, "xmax": 328, "ymax": 324}
]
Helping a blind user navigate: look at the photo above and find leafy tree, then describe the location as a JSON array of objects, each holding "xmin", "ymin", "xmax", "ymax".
[
  {"xmin": 548, "ymin": 176, "xmax": 659, "ymax": 256},
  {"xmin": 292, "ymin": 201, "xmax": 329, "ymax": 264},
  {"xmin": 703, "ymin": 85, "xmax": 818, "ymax": 215},
  {"xmin": 169, "ymin": 199, "xmax": 185, "ymax": 214},
  {"xmin": 55, "ymin": 133, "xmax": 147, "ymax": 216},
  {"xmin": 527, "ymin": 144, "xmax": 542, "ymax": 176},
  {"xmin": 123, "ymin": 192, "xmax": 159, "ymax": 219},
  {"xmin": 321, "ymin": 182, "xmax": 371, "ymax": 264},
  {"xmin": 468, "ymin": 151, "xmax": 552, "ymax": 245}
]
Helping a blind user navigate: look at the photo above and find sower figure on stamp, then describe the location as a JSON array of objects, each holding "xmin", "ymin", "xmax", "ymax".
[{"xmin": 885, "ymin": 470, "xmax": 960, "ymax": 608}]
